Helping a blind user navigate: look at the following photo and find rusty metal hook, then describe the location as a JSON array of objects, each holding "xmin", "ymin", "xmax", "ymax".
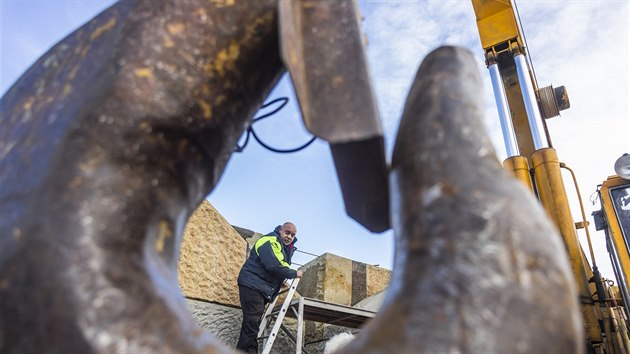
[{"xmin": 340, "ymin": 46, "xmax": 583, "ymax": 354}]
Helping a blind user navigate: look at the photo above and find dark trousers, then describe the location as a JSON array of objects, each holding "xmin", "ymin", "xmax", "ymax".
[{"xmin": 236, "ymin": 285, "xmax": 266, "ymax": 354}]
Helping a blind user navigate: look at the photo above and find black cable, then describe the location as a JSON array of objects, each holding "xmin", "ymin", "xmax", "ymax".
[
  {"xmin": 234, "ymin": 129, "xmax": 251, "ymax": 153},
  {"xmin": 250, "ymin": 129, "xmax": 317, "ymax": 154},
  {"xmin": 236, "ymin": 98, "xmax": 288, "ymax": 152},
  {"xmin": 234, "ymin": 97, "xmax": 317, "ymax": 154},
  {"xmin": 253, "ymin": 97, "xmax": 289, "ymax": 122}
]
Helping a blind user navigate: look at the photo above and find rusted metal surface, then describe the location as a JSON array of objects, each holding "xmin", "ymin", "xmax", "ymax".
[
  {"xmin": 279, "ymin": 0, "xmax": 382, "ymax": 143},
  {"xmin": 328, "ymin": 137, "xmax": 390, "ymax": 232},
  {"xmin": 279, "ymin": 0, "xmax": 389, "ymax": 232},
  {"xmin": 341, "ymin": 46, "xmax": 583, "ymax": 353},
  {"xmin": 0, "ymin": 0, "xmax": 282, "ymax": 352}
]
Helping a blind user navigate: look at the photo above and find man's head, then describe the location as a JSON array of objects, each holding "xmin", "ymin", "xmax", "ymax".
[{"xmin": 279, "ymin": 222, "xmax": 297, "ymax": 245}]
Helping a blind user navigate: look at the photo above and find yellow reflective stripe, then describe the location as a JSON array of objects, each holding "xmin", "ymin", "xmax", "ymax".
[
  {"xmin": 255, "ymin": 236, "xmax": 290, "ymax": 267},
  {"xmin": 254, "ymin": 236, "xmax": 274, "ymax": 253}
]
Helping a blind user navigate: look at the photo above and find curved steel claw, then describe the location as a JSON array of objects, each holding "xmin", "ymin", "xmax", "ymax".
[
  {"xmin": 340, "ymin": 46, "xmax": 583, "ymax": 354},
  {"xmin": 0, "ymin": 0, "xmax": 282, "ymax": 352}
]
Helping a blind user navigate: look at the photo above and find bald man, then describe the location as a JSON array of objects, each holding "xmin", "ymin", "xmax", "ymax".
[{"xmin": 236, "ymin": 222, "xmax": 303, "ymax": 354}]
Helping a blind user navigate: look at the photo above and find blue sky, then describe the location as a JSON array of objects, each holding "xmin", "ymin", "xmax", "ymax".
[{"xmin": 1, "ymin": 1, "xmax": 628, "ymax": 278}]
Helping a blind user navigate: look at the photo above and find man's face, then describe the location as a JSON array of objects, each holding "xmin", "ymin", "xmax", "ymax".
[{"xmin": 280, "ymin": 224, "xmax": 297, "ymax": 245}]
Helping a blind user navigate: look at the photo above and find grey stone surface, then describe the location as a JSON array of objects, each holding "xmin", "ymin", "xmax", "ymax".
[
  {"xmin": 186, "ymin": 295, "xmax": 369, "ymax": 354},
  {"xmin": 186, "ymin": 299, "xmax": 242, "ymax": 348},
  {"xmin": 187, "ymin": 298, "xmax": 300, "ymax": 353}
]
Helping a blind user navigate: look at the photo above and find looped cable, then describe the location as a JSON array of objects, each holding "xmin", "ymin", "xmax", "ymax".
[{"xmin": 235, "ymin": 97, "xmax": 317, "ymax": 153}]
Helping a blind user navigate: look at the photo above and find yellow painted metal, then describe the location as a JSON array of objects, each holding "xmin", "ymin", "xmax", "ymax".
[
  {"xmin": 503, "ymin": 155, "xmax": 533, "ymax": 192},
  {"xmin": 471, "ymin": 0, "xmax": 539, "ymax": 160},
  {"xmin": 531, "ymin": 148, "xmax": 602, "ymax": 342},
  {"xmin": 600, "ymin": 176, "xmax": 630, "ymax": 295},
  {"xmin": 471, "ymin": 0, "xmax": 523, "ymax": 51},
  {"xmin": 500, "ymin": 65, "xmax": 537, "ymax": 160},
  {"xmin": 473, "ymin": 0, "xmax": 611, "ymax": 347}
]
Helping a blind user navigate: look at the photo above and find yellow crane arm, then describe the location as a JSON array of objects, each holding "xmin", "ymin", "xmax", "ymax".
[
  {"xmin": 471, "ymin": 0, "xmax": 602, "ymax": 347},
  {"xmin": 472, "ymin": 0, "xmax": 524, "ymax": 52}
]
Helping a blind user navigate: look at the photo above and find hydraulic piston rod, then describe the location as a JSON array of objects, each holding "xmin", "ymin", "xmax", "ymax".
[
  {"xmin": 514, "ymin": 53, "xmax": 548, "ymax": 150},
  {"xmin": 488, "ymin": 63, "xmax": 519, "ymax": 157}
]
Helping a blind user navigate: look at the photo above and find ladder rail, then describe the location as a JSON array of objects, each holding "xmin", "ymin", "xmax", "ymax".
[
  {"xmin": 258, "ymin": 291, "xmax": 280, "ymax": 339},
  {"xmin": 260, "ymin": 278, "xmax": 301, "ymax": 354}
]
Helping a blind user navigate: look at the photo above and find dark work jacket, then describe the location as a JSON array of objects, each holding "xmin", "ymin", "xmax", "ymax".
[{"xmin": 237, "ymin": 231, "xmax": 298, "ymax": 302}]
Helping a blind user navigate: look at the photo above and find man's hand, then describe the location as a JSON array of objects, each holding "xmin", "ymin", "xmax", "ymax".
[{"xmin": 296, "ymin": 270, "xmax": 304, "ymax": 278}]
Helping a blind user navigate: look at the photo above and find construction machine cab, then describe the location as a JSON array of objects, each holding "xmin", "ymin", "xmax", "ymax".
[{"xmin": 593, "ymin": 154, "xmax": 630, "ymax": 313}]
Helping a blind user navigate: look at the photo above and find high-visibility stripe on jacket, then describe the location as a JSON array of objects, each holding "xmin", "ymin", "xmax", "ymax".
[
  {"xmin": 237, "ymin": 232, "xmax": 298, "ymax": 301},
  {"xmin": 255, "ymin": 236, "xmax": 291, "ymax": 267}
]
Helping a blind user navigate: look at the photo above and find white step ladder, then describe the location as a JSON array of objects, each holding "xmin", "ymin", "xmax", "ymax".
[{"xmin": 257, "ymin": 278, "xmax": 309, "ymax": 354}]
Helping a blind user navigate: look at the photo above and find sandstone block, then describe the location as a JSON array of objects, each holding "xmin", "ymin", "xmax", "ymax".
[{"xmin": 178, "ymin": 200, "xmax": 246, "ymax": 306}]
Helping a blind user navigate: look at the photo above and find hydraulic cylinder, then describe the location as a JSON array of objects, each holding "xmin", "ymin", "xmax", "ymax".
[
  {"xmin": 503, "ymin": 155, "xmax": 533, "ymax": 192},
  {"xmin": 532, "ymin": 147, "xmax": 602, "ymax": 343}
]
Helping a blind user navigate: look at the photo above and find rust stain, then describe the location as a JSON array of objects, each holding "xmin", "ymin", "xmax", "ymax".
[
  {"xmin": 244, "ymin": 11, "xmax": 273, "ymax": 40},
  {"xmin": 198, "ymin": 100, "xmax": 212, "ymax": 120},
  {"xmin": 214, "ymin": 94, "xmax": 226, "ymax": 105},
  {"xmin": 22, "ymin": 97, "xmax": 35, "ymax": 111},
  {"xmin": 155, "ymin": 220, "xmax": 173, "ymax": 253},
  {"xmin": 68, "ymin": 67, "xmax": 79, "ymax": 80},
  {"xmin": 80, "ymin": 45, "xmax": 91, "ymax": 58},
  {"xmin": 167, "ymin": 22, "xmax": 186, "ymax": 36},
  {"xmin": 214, "ymin": 41, "xmax": 240, "ymax": 76},
  {"xmin": 90, "ymin": 17, "xmax": 116, "ymax": 41},
  {"xmin": 202, "ymin": 61, "xmax": 215, "ymax": 78},
  {"xmin": 210, "ymin": 0, "xmax": 235, "ymax": 8},
  {"xmin": 199, "ymin": 84, "xmax": 211, "ymax": 96},
  {"xmin": 134, "ymin": 67, "xmax": 154, "ymax": 79},
  {"xmin": 162, "ymin": 36, "xmax": 175, "ymax": 48}
]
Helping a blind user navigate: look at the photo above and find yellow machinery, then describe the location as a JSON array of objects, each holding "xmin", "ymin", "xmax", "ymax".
[
  {"xmin": 471, "ymin": 0, "xmax": 630, "ymax": 352},
  {"xmin": 594, "ymin": 156, "xmax": 630, "ymax": 350}
]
